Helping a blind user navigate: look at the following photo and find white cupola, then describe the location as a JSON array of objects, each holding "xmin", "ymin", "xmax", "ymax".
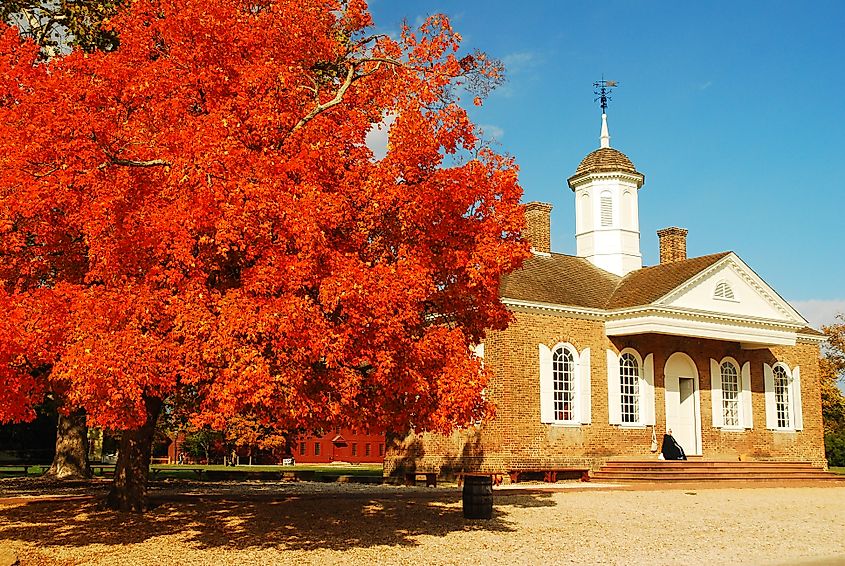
[{"xmin": 566, "ymin": 112, "xmax": 645, "ymax": 276}]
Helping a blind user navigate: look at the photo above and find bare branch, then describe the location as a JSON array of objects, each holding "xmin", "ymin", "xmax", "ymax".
[
  {"xmin": 92, "ymin": 132, "xmax": 171, "ymax": 169},
  {"xmin": 359, "ymin": 57, "xmax": 404, "ymax": 67},
  {"xmin": 109, "ymin": 157, "xmax": 171, "ymax": 168},
  {"xmin": 290, "ymin": 63, "xmax": 356, "ymax": 134},
  {"xmin": 27, "ymin": 165, "xmax": 58, "ymax": 178},
  {"xmin": 352, "ymin": 33, "xmax": 389, "ymax": 51},
  {"xmin": 287, "ymin": 56, "xmax": 405, "ymax": 138}
]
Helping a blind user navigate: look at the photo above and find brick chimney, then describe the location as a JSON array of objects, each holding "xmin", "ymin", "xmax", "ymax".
[
  {"xmin": 657, "ymin": 227, "xmax": 688, "ymax": 264},
  {"xmin": 524, "ymin": 202, "xmax": 553, "ymax": 254}
]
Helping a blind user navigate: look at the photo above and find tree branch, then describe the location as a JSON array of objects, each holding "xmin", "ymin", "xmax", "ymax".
[
  {"xmin": 92, "ymin": 133, "xmax": 171, "ymax": 169},
  {"xmin": 109, "ymin": 157, "xmax": 171, "ymax": 168},
  {"xmin": 287, "ymin": 56, "xmax": 404, "ymax": 138},
  {"xmin": 290, "ymin": 63, "xmax": 357, "ymax": 134}
]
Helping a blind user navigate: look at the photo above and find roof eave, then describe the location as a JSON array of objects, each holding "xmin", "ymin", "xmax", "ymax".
[{"xmin": 567, "ymin": 169, "xmax": 645, "ymax": 191}]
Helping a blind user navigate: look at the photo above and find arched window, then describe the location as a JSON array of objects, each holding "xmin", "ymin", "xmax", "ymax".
[
  {"xmin": 773, "ymin": 365, "xmax": 791, "ymax": 429},
  {"xmin": 622, "ymin": 190, "xmax": 634, "ymax": 227},
  {"xmin": 553, "ymin": 346, "xmax": 576, "ymax": 421},
  {"xmin": 710, "ymin": 357, "xmax": 752, "ymax": 429},
  {"xmin": 540, "ymin": 343, "xmax": 591, "ymax": 425},
  {"xmin": 608, "ymin": 349, "xmax": 655, "ymax": 426},
  {"xmin": 763, "ymin": 362, "xmax": 802, "ymax": 431},
  {"xmin": 600, "ymin": 192, "xmax": 613, "ymax": 227},
  {"xmin": 580, "ymin": 194, "xmax": 591, "ymax": 230},
  {"xmin": 721, "ymin": 361, "xmax": 740, "ymax": 427},
  {"xmin": 620, "ymin": 353, "xmax": 640, "ymax": 423}
]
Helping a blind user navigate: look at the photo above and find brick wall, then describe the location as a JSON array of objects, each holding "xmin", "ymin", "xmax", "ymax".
[
  {"xmin": 657, "ymin": 227, "xmax": 688, "ymax": 264},
  {"xmin": 384, "ymin": 310, "xmax": 826, "ymax": 477},
  {"xmin": 523, "ymin": 202, "xmax": 553, "ymax": 254}
]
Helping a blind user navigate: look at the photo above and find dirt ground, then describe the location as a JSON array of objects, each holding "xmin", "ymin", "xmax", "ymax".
[{"xmin": 1, "ymin": 479, "xmax": 844, "ymax": 565}]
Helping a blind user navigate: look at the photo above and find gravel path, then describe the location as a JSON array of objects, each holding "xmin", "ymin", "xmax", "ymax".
[{"xmin": 1, "ymin": 480, "xmax": 844, "ymax": 565}]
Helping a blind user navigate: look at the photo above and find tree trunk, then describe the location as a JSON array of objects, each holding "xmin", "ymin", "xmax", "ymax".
[
  {"xmin": 106, "ymin": 396, "xmax": 162, "ymax": 512},
  {"xmin": 44, "ymin": 409, "xmax": 91, "ymax": 480}
]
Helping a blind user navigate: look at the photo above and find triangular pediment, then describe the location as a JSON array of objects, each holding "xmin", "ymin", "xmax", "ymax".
[{"xmin": 655, "ymin": 253, "xmax": 806, "ymax": 325}]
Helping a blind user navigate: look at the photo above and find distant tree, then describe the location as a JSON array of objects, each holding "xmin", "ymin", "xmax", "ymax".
[
  {"xmin": 0, "ymin": 0, "xmax": 527, "ymax": 512},
  {"xmin": 181, "ymin": 428, "xmax": 223, "ymax": 464},
  {"xmin": 820, "ymin": 358, "xmax": 845, "ymax": 432},
  {"xmin": 1, "ymin": 0, "xmax": 122, "ymax": 58},
  {"xmin": 224, "ymin": 415, "xmax": 290, "ymax": 465},
  {"xmin": 822, "ymin": 315, "xmax": 845, "ymax": 466}
]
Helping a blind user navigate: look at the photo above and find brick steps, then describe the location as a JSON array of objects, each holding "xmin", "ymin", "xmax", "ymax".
[{"xmin": 591, "ymin": 459, "xmax": 843, "ymax": 483}]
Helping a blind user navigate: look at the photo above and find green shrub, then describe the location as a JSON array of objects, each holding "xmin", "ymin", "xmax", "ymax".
[{"xmin": 825, "ymin": 429, "xmax": 845, "ymax": 467}]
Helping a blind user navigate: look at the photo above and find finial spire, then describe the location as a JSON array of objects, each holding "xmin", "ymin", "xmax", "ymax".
[
  {"xmin": 594, "ymin": 77, "xmax": 618, "ymax": 148},
  {"xmin": 600, "ymin": 113, "xmax": 610, "ymax": 148}
]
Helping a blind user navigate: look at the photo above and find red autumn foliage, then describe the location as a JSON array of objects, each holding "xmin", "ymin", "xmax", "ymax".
[{"xmin": 0, "ymin": 1, "xmax": 527, "ymax": 439}]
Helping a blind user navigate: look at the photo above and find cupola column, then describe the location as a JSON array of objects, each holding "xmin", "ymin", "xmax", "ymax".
[{"xmin": 567, "ymin": 112, "xmax": 645, "ymax": 276}]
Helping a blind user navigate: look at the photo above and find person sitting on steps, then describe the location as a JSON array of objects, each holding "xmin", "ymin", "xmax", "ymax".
[{"xmin": 660, "ymin": 428, "xmax": 687, "ymax": 460}]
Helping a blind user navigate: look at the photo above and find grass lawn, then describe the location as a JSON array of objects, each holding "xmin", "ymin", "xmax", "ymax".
[
  {"xmin": 2, "ymin": 462, "xmax": 384, "ymax": 479},
  {"xmin": 145, "ymin": 463, "xmax": 384, "ymax": 480},
  {"xmin": 830, "ymin": 466, "xmax": 845, "ymax": 475},
  {"xmin": 0, "ymin": 465, "xmax": 50, "ymax": 477},
  {"xmin": 153, "ymin": 463, "xmax": 382, "ymax": 474}
]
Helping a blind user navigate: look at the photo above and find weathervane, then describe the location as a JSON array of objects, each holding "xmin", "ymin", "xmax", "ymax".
[{"xmin": 594, "ymin": 77, "xmax": 618, "ymax": 113}]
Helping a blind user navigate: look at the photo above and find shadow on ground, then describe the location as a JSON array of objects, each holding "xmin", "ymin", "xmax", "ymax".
[{"xmin": 0, "ymin": 484, "xmax": 556, "ymax": 552}]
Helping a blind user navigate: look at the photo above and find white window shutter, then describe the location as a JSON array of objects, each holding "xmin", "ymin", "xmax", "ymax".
[
  {"xmin": 607, "ymin": 349, "xmax": 621, "ymax": 425},
  {"xmin": 710, "ymin": 358, "xmax": 723, "ymax": 428},
  {"xmin": 763, "ymin": 363, "xmax": 776, "ymax": 429},
  {"xmin": 741, "ymin": 362, "xmax": 753, "ymax": 429},
  {"xmin": 642, "ymin": 353, "xmax": 655, "ymax": 426},
  {"xmin": 792, "ymin": 365, "xmax": 803, "ymax": 430},
  {"xmin": 580, "ymin": 347, "xmax": 592, "ymax": 424},
  {"xmin": 539, "ymin": 344, "xmax": 554, "ymax": 423}
]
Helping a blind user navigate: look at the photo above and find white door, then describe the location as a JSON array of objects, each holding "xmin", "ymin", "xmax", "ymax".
[
  {"xmin": 663, "ymin": 352, "xmax": 702, "ymax": 456},
  {"xmin": 675, "ymin": 378, "xmax": 697, "ymax": 455}
]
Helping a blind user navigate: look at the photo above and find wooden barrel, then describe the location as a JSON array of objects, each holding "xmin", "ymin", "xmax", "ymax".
[{"xmin": 462, "ymin": 475, "xmax": 493, "ymax": 519}]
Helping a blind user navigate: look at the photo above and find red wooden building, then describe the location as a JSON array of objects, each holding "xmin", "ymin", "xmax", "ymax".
[{"xmin": 294, "ymin": 429, "xmax": 385, "ymax": 464}]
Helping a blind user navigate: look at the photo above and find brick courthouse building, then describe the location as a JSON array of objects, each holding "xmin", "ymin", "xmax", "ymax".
[{"xmin": 385, "ymin": 112, "xmax": 828, "ymax": 478}]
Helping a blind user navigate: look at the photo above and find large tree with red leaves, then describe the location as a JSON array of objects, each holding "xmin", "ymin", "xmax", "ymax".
[{"xmin": 0, "ymin": 0, "xmax": 528, "ymax": 511}]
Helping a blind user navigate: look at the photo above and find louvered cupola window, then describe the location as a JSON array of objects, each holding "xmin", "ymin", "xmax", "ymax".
[
  {"xmin": 714, "ymin": 281, "xmax": 735, "ymax": 300},
  {"xmin": 600, "ymin": 193, "xmax": 613, "ymax": 227}
]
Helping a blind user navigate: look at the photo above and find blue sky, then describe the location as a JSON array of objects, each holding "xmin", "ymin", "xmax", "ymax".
[{"xmin": 368, "ymin": 1, "xmax": 845, "ymax": 329}]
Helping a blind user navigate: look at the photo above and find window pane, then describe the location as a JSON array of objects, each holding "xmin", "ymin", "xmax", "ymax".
[
  {"xmin": 774, "ymin": 366, "xmax": 791, "ymax": 428},
  {"xmin": 721, "ymin": 362, "xmax": 740, "ymax": 427},
  {"xmin": 620, "ymin": 353, "xmax": 640, "ymax": 423},
  {"xmin": 552, "ymin": 347, "xmax": 576, "ymax": 421}
]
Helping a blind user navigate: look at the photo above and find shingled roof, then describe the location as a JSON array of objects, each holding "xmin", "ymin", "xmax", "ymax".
[
  {"xmin": 500, "ymin": 251, "xmax": 731, "ymax": 310},
  {"xmin": 567, "ymin": 147, "xmax": 644, "ymax": 188},
  {"xmin": 500, "ymin": 254, "xmax": 620, "ymax": 309},
  {"xmin": 575, "ymin": 147, "xmax": 638, "ymax": 174},
  {"xmin": 606, "ymin": 252, "xmax": 731, "ymax": 308}
]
